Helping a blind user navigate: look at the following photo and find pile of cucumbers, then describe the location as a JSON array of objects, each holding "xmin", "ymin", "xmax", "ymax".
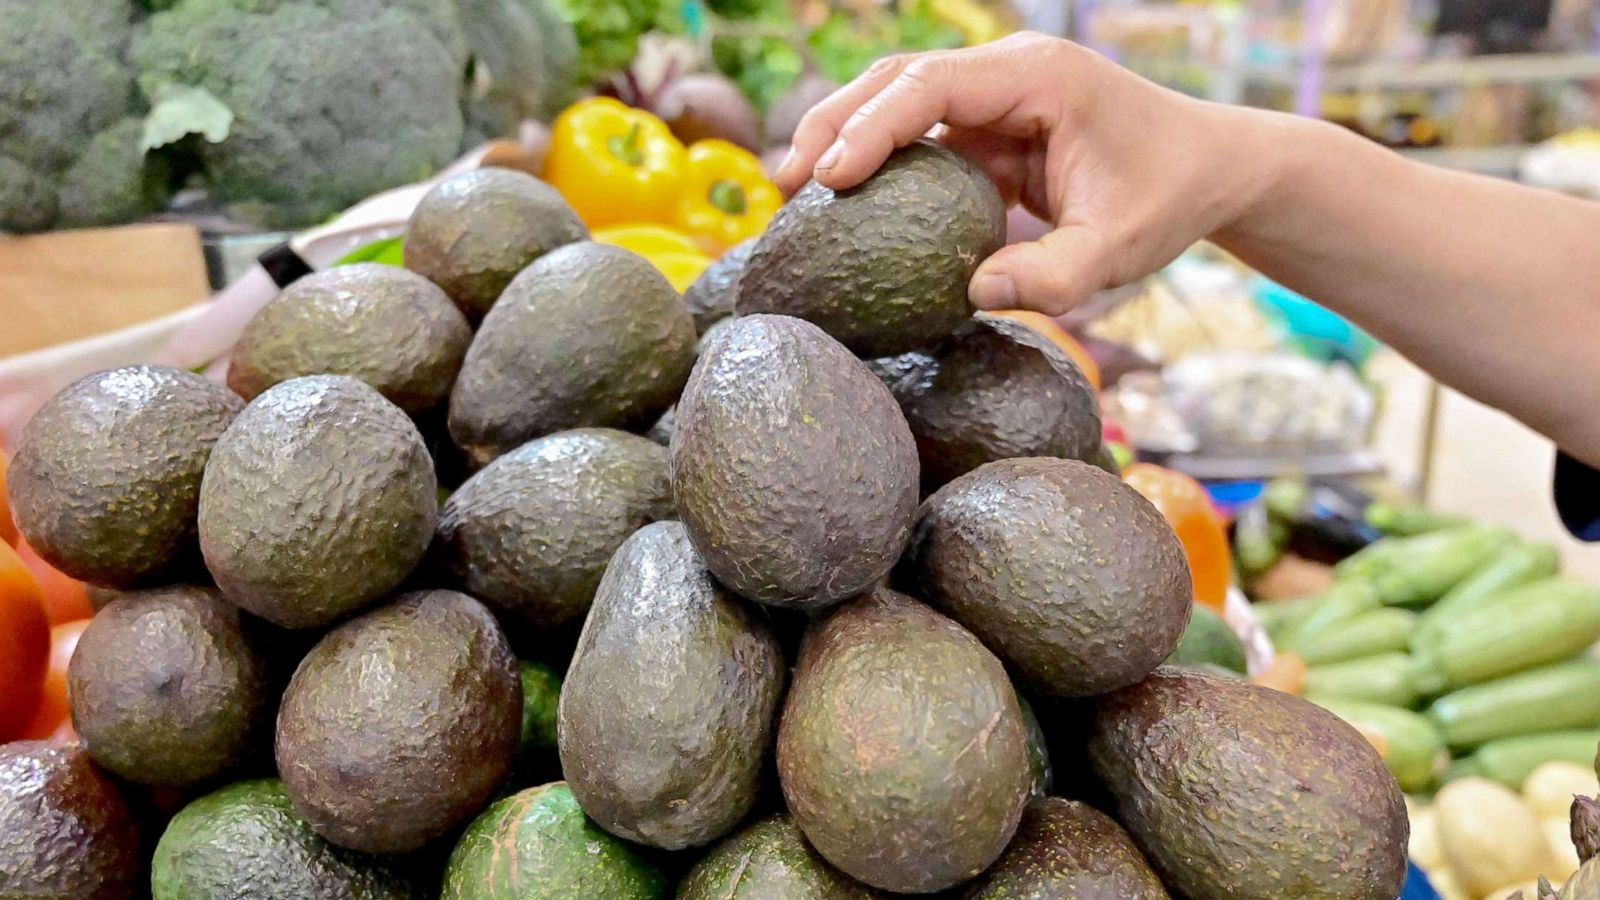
[{"xmin": 1259, "ymin": 522, "xmax": 1600, "ymax": 794}]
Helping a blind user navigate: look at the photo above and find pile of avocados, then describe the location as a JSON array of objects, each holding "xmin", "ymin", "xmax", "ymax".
[{"xmin": 0, "ymin": 140, "xmax": 1407, "ymax": 900}]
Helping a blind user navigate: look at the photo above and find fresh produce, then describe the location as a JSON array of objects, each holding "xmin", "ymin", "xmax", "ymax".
[
  {"xmin": 1365, "ymin": 500, "xmax": 1471, "ymax": 536},
  {"xmin": 1450, "ymin": 734, "xmax": 1600, "ymax": 789},
  {"xmin": 673, "ymin": 139, "xmax": 781, "ymax": 251},
  {"xmin": 1413, "ymin": 578, "xmax": 1600, "ymax": 689},
  {"xmin": 678, "ymin": 813, "xmax": 882, "ymax": 899},
  {"xmin": 1524, "ymin": 762, "xmax": 1599, "ymax": 818},
  {"xmin": 0, "ymin": 741, "xmax": 142, "ymax": 899},
  {"xmin": 1167, "ymin": 604, "xmax": 1248, "ymax": 673},
  {"xmin": 1123, "ymin": 463, "xmax": 1232, "ymax": 612},
  {"xmin": 1573, "ymin": 796, "xmax": 1600, "ymax": 865},
  {"xmin": 1303, "ymin": 652, "xmax": 1427, "ymax": 707},
  {"xmin": 1426, "ymin": 659, "xmax": 1600, "ymax": 749},
  {"xmin": 1252, "ymin": 651, "xmax": 1309, "ymax": 695},
  {"xmin": 1435, "ymin": 777, "xmax": 1553, "ymax": 897},
  {"xmin": 737, "ymin": 138, "xmax": 1006, "ymax": 357},
  {"xmin": 19, "ymin": 619, "xmax": 88, "ymax": 743},
  {"xmin": 1018, "ymin": 696, "xmax": 1054, "ymax": 799},
  {"xmin": 1256, "ymin": 594, "xmax": 1322, "ymax": 639},
  {"xmin": 1090, "ymin": 669, "xmax": 1409, "ymax": 900},
  {"xmin": 544, "ymin": 97, "xmax": 687, "ymax": 227},
  {"xmin": 963, "ymin": 798, "xmax": 1170, "ymax": 899},
  {"xmin": 511, "ymin": 660, "xmax": 563, "ymax": 785},
  {"xmin": 655, "ymin": 73, "xmax": 763, "ymax": 151},
  {"xmin": 1362, "ymin": 524, "xmax": 1515, "ymax": 607},
  {"xmin": 991, "ymin": 309, "xmax": 1103, "ymax": 390},
  {"xmin": 447, "ymin": 242, "xmax": 696, "ymax": 467},
  {"xmin": 1308, "ymin": 694, "xmax": 1448, "ymax": 792},
  {"xmin": 1277, "ymin": 579, "xmax": 1381, "ymax": 651},
  {"xmin": 13, "ymin": 539, "xmax": 93, "ymax": 625},
  {"xmin": 0, "ymin": 543, "xmax": 49, "ymax": 741},
  {"xmin": 1287, "ymin": 606, "xmax": 1417, "ymax": 665},
  {"xmin": 1415, "ymin": 541, "xmax": 1562, "ymax": 644},
  {"xmin": 548, "ymin": 0, "xmax": 678, "ymax": 87},
  {"xmin": 683, "ymin": 237, "xmax": 755, "ymax": 334},
  {"xmin": 0, "ymin": 447, "xmax": 15, "ymax": 548},
  {"xmin": 591, "ymin": 223, "xmax": 714, "ymax": 292},
  {"xmin": 9, "ymin": 366, "xmax": 243, "ymax": 588},
  {"xmin": 907, "ymin": 457, "xmax": 1191, "ymax": 698},
  {"xmin": 457, "ymin": 0, "xmax": 580, "ymax": 137}
]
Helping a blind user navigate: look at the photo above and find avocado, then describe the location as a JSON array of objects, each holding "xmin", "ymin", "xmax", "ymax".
[
  {"xmin": 672, "ymin": 315, "xmax": 919, "ymax": 611},
  {"xmin": 905, "ymin": 457, "xmax": 1192, "ymax": 698},
  {"xmin": 645, "ymin": 405, "xmax": 675, "ymax": 446},
  {"xmin": 435, "ymin": 428, "xmax": 673, "ymax": 639},
  {"xmin": 964, "ymin": 797, "xmax": 1170, "ymax": 899},
  {"xmin": 510, "ymin": 660, "xmax": 563, "ymax": 788},
  {"xmin": 1018, "ymin": 695, "xmax": 1053, "ymax": 801},
  {"xmin": 875, "ymin": 313, "xmax": 1102, "ymax": 491},
  {"xmin": 275, "ymin": 590, "xmax": 522, "ymax": 853},
  {"xmin": 227, "ymin": 263, "xmax": 472, "ymax": 414},
  {"xmin": 441, "ymin": 782, "xmax": 667, "ymax": 900},
  {"xmin": 8, "ymin": 365, "xmax": 243, "ymax": 588},
  {"xmin": 736, "ymin": 139, "xmax": 1005, "ymax": 357},
  {"xmin": 777, "ymin": 588, "xmax": 1031, "ymax": 893},
  {"xmin": 151, "ymin": 779, "xmax": 423, "ymax": 900},
  {"xmin": 0, "ymin": 741, "xmax": 141, "ymax": 899},
  {"xmin": 198, "ymin": 375, "xmax": 437, "ymax": 629},
  {"xmin": 1167, "ymin": 604, "xmax": 1248, "ymax": 673},
  {"xmin": 678, "ymin": 813, "xmax": 885, "ymax": 899},
  {"xmin": 404, "ymin": 168, "xmax": 587, "ymax": 322},
  {"xmin": 68, "ymin": 585, "xmax": 270, "ymax": 788},
  {"xmin": 558, "ymin": 521, "xmax": 784, "ymax": 849},
  {"xmin": 86, "ymin": 585, "xmax": 123, "ymax": 612},
  {"xmin": 683, "ymin": 237, "xmax": 754, "ymax": 335},
  {"xmin": 447, "ymin": 241, "xmax": 696, "ymax": 468},
  {"xmin": 1089, "ymin": 668, "xmax": 1408, "ymax": 899}
]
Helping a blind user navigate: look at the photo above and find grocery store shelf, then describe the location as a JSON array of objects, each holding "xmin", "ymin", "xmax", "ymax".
[{"xmin": 1243, "ymin": 52, "xmax": 1600, "ymax": 92}]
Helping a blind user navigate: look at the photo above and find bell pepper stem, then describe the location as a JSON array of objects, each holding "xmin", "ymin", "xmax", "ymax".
[
  {"xmin": 708, "ymin": 179, "xmax": 748, "ymax": 216},
  {"xmin": 608, "ymin": 123, "xmax": 645, "ymax": 167}
]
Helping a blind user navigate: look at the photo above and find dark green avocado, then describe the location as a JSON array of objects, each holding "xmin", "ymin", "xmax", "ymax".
[
  {"xmin": 678, "ymin": 813, "xmax": 885, "ymax": 899},
  {"xmin": 151, "ymin": 779, "xmax": 423, "ymax": 900},
  {"xmin": 0, "ymin": 741, "xmax": 142, "ymax": 899},
  {"xmin": 1166, "ymin": 603, "xmax": 1248, "ymax": 673},
  {"xmin": 404, "ymin": 167, "xmax": 587, "ymax": 322},
  {"xmin": 1018, "ymin": 695, "xmax": 1053, "ymax": 801},
  {"xmin": 963, "ymin": 797, "xmax": 1170, "ymax": 899},
  {"xmin": 198, "ymin": 375, "xmax": 437, "ymax": 629},
  {"xmin": 8, "ymin": 365, "xmax": 243, "ymax": 588},
  {"xmin": 509, "ymin": 660, "xmax": 563, "ymax": 788},
  {"xmin": 275, "ymin": 590, "xmax": 522, "ymax": 854},
  {"xmin": 227, "ymin": 262, "xmax": 472, "ymax": 413},
  {"xmin": 683, "ymin": 237, "xmax": 754, "ymax": 335},
  {"xmin": 447, "ymin": 241, "xmax": 696, "ymax": 468},
  {"xmin": 671, "ymin": 314, "xmax": 919, "ymax": 611},
  {"xmin": 1089, "ymin": 668, "xmax": 1409, "ymax": 899},
  {"xmin": 558, "ymin": 521, "xmax": 784, "ymax": 850},
  {"xmin": 776, "ymin": 588, "xmax": 1031, "ymax": 894},
  {"xmin": 69, "ymin": 585, "xmax": 270, "ymax": 788},
  {"xmin": 905, "ymin": 457, "xmax": 1192, "ymax": 698},
  {"xmin": 736, "ymin": 138, "xmax": 1005, "ymax": 357}
]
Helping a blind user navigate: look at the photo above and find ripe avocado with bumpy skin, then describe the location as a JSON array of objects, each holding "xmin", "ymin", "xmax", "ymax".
[
  {"xmin": 404, "ymin": 168, "xmax": 587, "ymax": 322},
  {"xmin": 964, "ymin": 798, "xmax": 1170, "ymax": 899},
  {"xmin": 678, "ymin": 813, "xmax": 886, "ymax": 899},
  {"xmin": 275, "ymin": 590, "xmax": 522, "ymax": 854},
  {"xmin": 198, "ymin": 375, "xmax": 437, "ymax": 629},
  {"xmin": 905, "ymin": 457, "xmax": 1192, "ymax": 698},
  {"xmin": 69, "ymin": 585, "xmax": 269, "ymax": 788},
  {"xmin": 0, "ymin": 741, "xmax": 142, "ymax": 900},
  {"xmin": 447, "ymin": 241, "xmax": 696, "ymax": 468},
  {"xmin": 434, "ymin": 428, "xmax": 673, "ymax": 639},
  {"xmin": 671, "ymin": 315, "xmax": 918, "ymax": 611},
  {"xmin": 736, "ymin": 139, "xmax": 1005, "ymax": 357},
  {"xmin": 227, "ymin": 263, "xmax": 472, "ymax": 414},
  {"xmin": 441, "ymin": 782, "xmax": 668, "ymax": 900},
  {"xmin": 777, "ymin": 588, "xmax": 1032, "ymax": 894},
  {"xmin": 559, "ymin": 521, "xmax": 784, "ymax": 849},
  {"xmin": 1089, "ymin": 668, "xmax": 1409, "ymax": 900},
  {"xmin": 877, "ymin": 313, "xmax": 1102, "ymax": 491},
  {"xmin": 683, "ymin": 237, "xmax": 754, "ymax": 335},
  {"xmin": 8, "ymin": 365, "xmax": 243, "ymax": 588},
  {"xmin": 151, "ymin": 779, "xmax": 423, "ymax": 900}
]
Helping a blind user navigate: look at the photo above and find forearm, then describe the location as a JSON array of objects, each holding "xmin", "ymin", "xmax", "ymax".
[{"xmin": 1211, "ymin": 109, "xmax": 1600, "ymax": 467}]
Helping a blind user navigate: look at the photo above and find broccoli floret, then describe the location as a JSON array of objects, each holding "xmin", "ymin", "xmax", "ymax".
[
  {"xmin": 57, "ymin": 118, "xmax": 174, "ymax": 229},
  {"xmin": 135, "ymin": 0, "xmax": 468, "ymax": 228},
  {"xmin": 458, "ymin": 0, "xmax": 580, "ymax": 142}
]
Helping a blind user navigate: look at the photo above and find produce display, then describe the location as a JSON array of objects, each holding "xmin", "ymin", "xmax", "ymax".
[{"xmin": 0, "ymin": 136, "xmax": 1426, "ymax": 899}]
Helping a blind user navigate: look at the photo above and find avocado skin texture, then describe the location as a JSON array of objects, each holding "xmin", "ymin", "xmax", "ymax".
[
  {"xmin": 151, "ymin": 779, "xmax": 422, "ymax": 900},
  {"xmin": 441, "ymin": 782, "xmax": 667, "ymax": 900},
  {"xmin": 404, "ymin": 168, "xmax": 587, "ymax": 322},
  {"xmin": 777, "ymin": 588, "xmax": 1031, "ymax": 894},
  {"xmin": 683, "ymin": 237, "xmax": 754, "ymax": 335},
  {"xmin": 8, "ymin": 365, "xmax": 243, "ymax": 588},
  {"xmin": 736, "ymin": 138, "xmax": 1005, "ymax": 358},
  {"xmin": 0, "ymin": 741, "xmax": 142, "ymax": 900},
  {"xmin": 672, "ymin": 315, "xmax": 919, "ymax": 611},
  {"xmin": 906, "ymin": 457, "xmax": 1192, "ymax": 698},
  {"xmin": 876, "ymin": 313, "xmax": 1102, "ymax": 492},
  {"xmin": 435, "ymin": 428, "xmax": 673, "ymax": 638},
  {"xmin": 275, "ymin": 590, "xmax": 522, "ymax": 854},
  {"xmin": 1089, "ymin": 668, "xmax": 1409, "ymax": 900},
  {"xmin": 678, "ymin": 813, "xmax": 886, "ymax": 899},
  {"xmin": 447, "ymin": 241, "xmax": 696, "ymax": 468},
  {"xmin": 227, "ymin": 263, "xmax": 472, "ymax": 414},
  {"xmin": 559, "ymin": 521, "xmax": 784, "ymax": 850},
  {"xmin": 69, "ymin": 585, "xmax": 269, "ymax": 788},
  {"xmin": 964, "ymin": 798, "xmax": 1170, "ymax": 900},
  {"xmin": 199, "ymin": 375, "xmax": 437, "ymax": 629}
]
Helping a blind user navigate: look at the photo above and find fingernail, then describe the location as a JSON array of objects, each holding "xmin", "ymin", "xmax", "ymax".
[
  {"xmin": 776, "ymin": 147, "xmax": 796, "ymax": 176},
  {"xmin": 969, "ymin": 273, "xmax": 1017, "ymax": 309},
  {"xmin": 816, "ymin": 141, "xmax": 845, "ymax": 172}
]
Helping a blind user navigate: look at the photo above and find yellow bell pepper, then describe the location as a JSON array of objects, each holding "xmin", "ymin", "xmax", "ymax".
[
  {"xmin": 591, "ymin": 224, "xmax": 711, "ymax": 293},
  {"xmin": 544, "ymin": 98, "xmax": 687, "ymax": 228},
  {"xmin": 653, "ymin": 252, "xmax": 714, "ymax": 294},
  {"xmin": 673, "ymin": 139, "xmax": 782, "ymax": 253}
]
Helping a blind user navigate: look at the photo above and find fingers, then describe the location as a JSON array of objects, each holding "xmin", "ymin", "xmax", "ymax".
[
  {"xmin": 774, "ymin": 55, "xmax": 913, "ymax": 194},
  {"xmin": 969, "ymin": 225, "xmax": 1111, "ymax": 316}
]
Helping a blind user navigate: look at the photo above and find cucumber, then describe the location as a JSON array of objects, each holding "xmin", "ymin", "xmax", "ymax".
[
  {"xmin": 1367, "ymin": 524, "xmax": 1515, "ymax": 608},
  {"xmin": 1284, "ymin": 607, "xmax": 1416, "ymax": 666},
  {"xmin": 1412, "ymin": 578, "xmax": 1600, "ymax": 689},
  {"xmin": 1414, "ymin": 543, "xmax": 1562, "ymax": 645},
  {"xmin": 1254, "ymin": 596, "xmax": 1321, "ymax": 642},
  {"xmin": 1307, "ymin": 695, "xmax": 1448, "ymax": 793},
  {"xmin": 1445, "ymin": 731, "xmax": 1600, "ymax": 789},
  {"xmin": 1303, "ymin": 653, "xmax": 1428, "ymax": 708},
  {"xmin": 1277, "ymin": 580, "xmax": 1381, "ymax": 650},
  {"xmin": 1425, "ymin": 659, "xmax": 1600, "ymax": 750},
  {"xmin": 1364, "ymin": 501, "xmax": 1470, "ymax": 537}
]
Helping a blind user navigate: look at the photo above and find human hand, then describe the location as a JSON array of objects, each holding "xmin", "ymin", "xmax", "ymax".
[{"xmin": 774, "ymin": 33, "xmax": 1283, "ymax": 314}]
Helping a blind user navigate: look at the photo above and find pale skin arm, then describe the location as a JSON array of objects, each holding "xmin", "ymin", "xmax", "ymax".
[{"xmin": 775, "ymin": 33, "xmax": 1600, "ymax": 470}]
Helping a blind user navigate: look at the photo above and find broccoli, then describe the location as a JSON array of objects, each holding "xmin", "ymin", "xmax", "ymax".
[{"xmin": 458, "ymin": 0, "xmax": 580, "ymax": 143}]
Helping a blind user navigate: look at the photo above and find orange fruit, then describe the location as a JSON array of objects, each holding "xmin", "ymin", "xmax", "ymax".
[
  {"xmin": 20, "ymin": 618, "xmax": 90, "ymax": 743},
  {"xmin": 0, "ymin": 541, "xmax": 49, "ymax": 741},
  {"xmin": 15, "ymin": 538, "xmax": 93, "ymax": 625},
  {"xmin": 991, "ymin": 310, "xmax": 1101, "ymax": 390},
  {"xmin": 1123, "ymin": 463, "xmax": 1231, "ymax": 612}
]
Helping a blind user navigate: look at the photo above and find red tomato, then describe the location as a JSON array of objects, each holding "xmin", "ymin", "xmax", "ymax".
[
  {"xmin": 1123, "ymin": 463, "xmax": 1231, "ymax": 613},
  {"xmin": 14, "ymin": 538, "xmax": 93, "ymax": 625},
  {"xmin": 19, "ymin": 618, "xmax": 90, "ymax": 743},
  {"xmin": 0, "ymin": 541, "xmax": 49, "ymax": 741}
]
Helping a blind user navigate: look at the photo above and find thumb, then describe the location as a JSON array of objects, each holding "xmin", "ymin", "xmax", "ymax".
[{"xmin": 968, "ymin": 225, "xmax": 1110, "ymax": 316}]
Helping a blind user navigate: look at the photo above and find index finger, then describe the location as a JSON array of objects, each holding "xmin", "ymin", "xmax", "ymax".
[{"xmin": 772, "ymin": 54, "xmax": 915, "ymax": 194}]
